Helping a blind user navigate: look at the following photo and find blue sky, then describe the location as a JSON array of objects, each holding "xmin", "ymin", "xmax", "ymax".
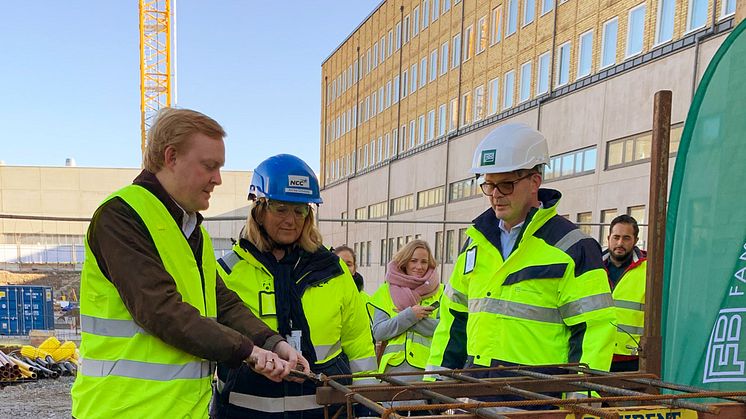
[{"xmin": 0, "ymin": 1, "xmax": 380, "ymax": 172}]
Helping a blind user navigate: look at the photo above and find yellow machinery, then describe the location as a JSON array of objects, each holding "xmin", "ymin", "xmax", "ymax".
[{"xmin": 138, "ymin": 0, "xmax": 172, "ymax": 159}]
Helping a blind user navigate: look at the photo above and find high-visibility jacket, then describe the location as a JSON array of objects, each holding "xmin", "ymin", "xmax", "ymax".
[
  {"xmin": 72, "ymin": 185, "xmax": 217, "ymax": 419},
  {"xmin": 369, "ymin": 282, "xmax": 444, "ymax": 372},
  {"xmin": 213, "ymin": 243, "xmax": 376, "ymax": 418},
  {"xmin": 427, "ymin": 189, "xmax": 616, "ymax": 373},
  {"xmin": 604, "ymin": 247, "xmax": 647, "ymax": 357}
]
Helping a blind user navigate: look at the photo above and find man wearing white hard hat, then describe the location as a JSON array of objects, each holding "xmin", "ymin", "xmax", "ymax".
[{"xmin": 426, "ymin": 123, "xmax": 615, "ymax": 406}]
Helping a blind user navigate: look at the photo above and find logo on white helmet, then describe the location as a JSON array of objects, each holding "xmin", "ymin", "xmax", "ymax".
[{"xmin": 480, "ymin": 149, "xmax": 496, "ymax": 166}]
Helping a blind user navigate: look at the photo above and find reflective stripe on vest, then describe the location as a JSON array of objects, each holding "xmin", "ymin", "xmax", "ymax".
[
  {"xmin": 228, "ymin": 392, "xmax": 321, "ymax": 413},
  {"xmin": 81, "ymin": 315, "xmax": 147, "ymax": 337},
  {"xmin": 469, "ymin": 298, "xmax": 563, "ymax": 323},
  {"xmin": 218, "ymin": 251, "xmax": 242, "ymax": 275},
  {"xmin": 558, "ymin": 293, "xmax": 614, "ymax": 319},
  {"xmin": 617, "ymin": 324, "xmax": 644, "ymax": 336},
  {"xmin": 614, "ymin": 300, "xmax": 644, "ymax": 311},
  {"xmin": 314, "ymin": 340, "xmax": 342, "ymax": 361},
  {"xmin": 446, "ymin": 284, "xmax": 468, "ymax": 306},
  {"xmin": 81, "ymin": 358, "xmax": 213, "ymax": 381},
  {"xmin": 350, "ymin": 356, "xmax": 377, "ymax": 373}
]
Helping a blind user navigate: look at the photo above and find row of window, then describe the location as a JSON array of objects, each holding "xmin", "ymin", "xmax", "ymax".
[
  {"xmin": 325, "ymin": 0, "xmax": 735, "ymax": 150},
  {"xmin": 353, "ymin": 205, "xmax": 647, "ymax": 271}
]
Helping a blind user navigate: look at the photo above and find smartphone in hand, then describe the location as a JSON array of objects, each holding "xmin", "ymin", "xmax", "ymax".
[{"xmin": 429, "ymin": 301, "xmax": 440, "ymax": 310}]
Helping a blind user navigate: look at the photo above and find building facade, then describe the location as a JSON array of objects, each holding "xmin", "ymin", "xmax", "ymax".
[{"xmin": 320, "ymin": 0, "xmax": 741, "ymax": 291}]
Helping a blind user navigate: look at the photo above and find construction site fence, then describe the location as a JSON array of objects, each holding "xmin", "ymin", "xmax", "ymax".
[{"xmin": 0, "ymin": 213, "xmax": 643, "ymax": 271}]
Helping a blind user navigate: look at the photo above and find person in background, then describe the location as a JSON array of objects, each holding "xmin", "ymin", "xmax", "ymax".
[
  {"xmin": 334, "ymin": 245, "xmax": 366, "ymax": 295},
  {"xmin": 603, "ymin": 214, "xmax": 647, "ymax": 372},
  {"xmin": 426, "ymin": 123, "xmax": 615, "ymax": 408},
  {"xmin": 211, "ymin": 154, "xmax": 377, "ymax": 419},
  {"xmin": 369, "ymin": 239, "xmax": 443, "ymax": 384},
  {"xmin": 71, "ymin": 108, "xmax": 303, "ymax": 419}
]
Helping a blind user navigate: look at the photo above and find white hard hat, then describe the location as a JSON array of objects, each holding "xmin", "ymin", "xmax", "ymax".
[{"xmin": 470, "ymin": 123, "xmax": 549, "ymax": 175}]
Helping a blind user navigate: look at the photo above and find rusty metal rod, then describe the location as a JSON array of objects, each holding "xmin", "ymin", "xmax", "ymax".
[
  {"xmin": 382, "ymin": 375, "xmax": 508, "ymax": 419},
  {"xmin": 563, "ymin": 365, "xmax": 746, "ymax": 403},
  {"xmin": 441, "ymin": 371, "xmax": 617, "ymax": 419},
  {"xmin": 325, "ymin": 377, "xmax": 398, "ymax": 418},
  {"xmin": 512, "ymin": 368, "xmax": 718, "ymax": 414}
]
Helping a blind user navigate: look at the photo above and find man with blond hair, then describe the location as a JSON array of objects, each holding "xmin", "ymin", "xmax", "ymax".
[{"xmin": 72, "ymin": 108, "xmax": 308, "ymax": 419}]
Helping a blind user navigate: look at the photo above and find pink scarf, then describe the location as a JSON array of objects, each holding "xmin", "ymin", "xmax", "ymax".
[{"xmin": 386, "ymin": 261, "xmax": 439, "ymax": 311}]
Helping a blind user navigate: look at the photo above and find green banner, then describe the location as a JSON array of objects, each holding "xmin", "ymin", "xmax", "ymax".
[{"xmin": 663, "ymin": 19, "xmax": 746, "ymax": 388}]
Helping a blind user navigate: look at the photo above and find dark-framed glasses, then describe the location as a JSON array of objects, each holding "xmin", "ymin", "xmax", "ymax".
[
  {"xmin": 266, "ymin": 201, "xmax": 310, "ymax": 219},
  {"xmin": 480, "ymin": 172, "xmax": 534, "ymax": 196}
]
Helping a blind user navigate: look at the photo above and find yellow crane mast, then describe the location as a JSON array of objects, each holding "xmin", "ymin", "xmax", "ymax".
[{"xmin": 139, "ymin": 0, "xmax": 172, "ymax": 159}]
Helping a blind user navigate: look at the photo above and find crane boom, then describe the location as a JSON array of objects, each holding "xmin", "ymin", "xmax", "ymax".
[{"xmin": 139, "ymin": 0, "xmax": 172, "ymax": 160}]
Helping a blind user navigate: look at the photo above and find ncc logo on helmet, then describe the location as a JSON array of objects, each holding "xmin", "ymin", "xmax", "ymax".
[
  {"xmin": 288, "ymin": 175, "xmax": 309, "ymax": 188},
  {"xmin": 480, "ymin": 149, "xmax": 496, "ymax": 166}
]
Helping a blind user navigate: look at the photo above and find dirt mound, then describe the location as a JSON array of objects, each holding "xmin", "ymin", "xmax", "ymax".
[{"xmin": 0, "ymin": 270, "xmax": 80, "ymax": 299}]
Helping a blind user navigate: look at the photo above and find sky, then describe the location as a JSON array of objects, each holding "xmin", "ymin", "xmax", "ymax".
[{"xmin": 0, "ymin": 1, "xmax": 381, "ymax": 172}]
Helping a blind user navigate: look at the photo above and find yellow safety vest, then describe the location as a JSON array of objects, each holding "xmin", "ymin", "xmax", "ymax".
[
  {"xmin": 370, "ymin": 282, "xmax": 444, "ymax": 372},
  {"xmin": 218, "ymin": 244, "xmax": 375, "ymax": 370},
  {"xmin": 611, "ymin": 258, "xmax": 647, "ymax": 356},
  {"xmin": 428, "ymin": 191, "xmax": 616, "ymax": 372},
  {"xmin": 72, "ymin": 185, "xmax": 217, "ymax": 419}
]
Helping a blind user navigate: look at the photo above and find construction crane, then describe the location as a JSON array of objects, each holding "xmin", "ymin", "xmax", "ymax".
[{"xmin": 139, "ymin": 0, "xmax": 172, "ymax": 159}]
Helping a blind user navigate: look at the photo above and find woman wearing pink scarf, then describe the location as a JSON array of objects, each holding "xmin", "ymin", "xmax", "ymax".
[{"xmin": 369, "ymin": 240, "xmax": 444, "ymax": 386}]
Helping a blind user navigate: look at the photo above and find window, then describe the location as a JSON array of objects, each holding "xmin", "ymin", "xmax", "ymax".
[
  {"xmin": 423, "ymin": 0, "xmax": 430, "ymax": 28},
  {"xmin": 503, "ymin": 70, "xmax": 515, "ymax": 109},
  {"xmin": 519, "ymin": 61, "xmax": 532, "ymax": 103},
  {"xmin": 460, "ymin": 91, "xmax": 472, "ymax": 126},
  {"xmin": 474, "ymin": 85, "xmax": 485, "ymax": 121},
  {"xmin": 449, "ymin": 98, "xmax": 458, "ymax": 132},
  {"xmin": 417, "ymin": 186, "xmax": 445, "ymax": 209},
  {"xmin": 393, "ymin": 76, "xmax": 400, "ymax": 103},
  {"xmin": 438, "ymin": 104, "xmax": 447, "ymax": 136},
  {"xmin": 368, "ymin": 201, "xmax": 387, "ymax": 219},
  {"xmin": 507, "ymin": 0, "xmax": 518, "ymax": 36},
  {"xmin": 392, "ymin": 130, "xmax": 398, "ymax": 155},
  {"xmin": 380, "ymin": 239, "xmax": 387, "ymax": 266},
  {"xmin": 544, "ymin": 146, "xmax": 597, "ymax": 181},
  {"xmin": 427, "ymin": 109, "xmax": 436, "ymax": 141},
  {"xmin": 605, "ymin": 123, "xmax": 683, "ymax": 169},
  {"xmin": 601, "ymin": 18, "xmax": 618, "ymax": 68},
  {"xmin": 490, "ymin": 6, "xmax": 503, "ymax": 45},
  {"xmin": 386, "ymin": 81, "xmax": 392, "ymax": 108},
  {"xmin": 418, "ymin": 114, "xmax": 426, "ymax": 144},
  {"xmin": 537, "ymin": 52, "xmax": 550, "ymax": 95},
  {"xmin": 355, "ymin": 206, "xmax": 367, "ymax": 220},
  {"xmin": 404, "ymin": 15, "xmax": 411, "ymax": 43},
  {"xmin": 380, "ymin": 36, "xmax": 386, "ymax": 63},
  {"xmin": 372, "ymin": 43, "xmax": 379, "ymax": 68},
  {"xmin": 557, "ymin": 42, "xmax": 571, "ymax": 86},
  {"xmin": 440, "ymin": 42, "xmax": 449, "ymax": 75},
  {"xmin": 452, "ymin": 33, "xmax": 462, "ymax": 68},
  {"xmin": 370, "ymin": 139, "xmax": 375, "ymax": 164},
  {"xmin": 410, "ymin": 120, "xmax": 416, "ymax": 147},
  {"xmin": 577, "ymin": 212, "xmax": 592, "ymax": 237},
  {"xmin": 402, "ymin": 69, "xmax": 409, "ymax": 98},
  {"xmin": 688, "ymin": 0, "xmax": 708, "ymax": 31},
  {"xmin": 385, "ymin": 134, "xmax": 390, "ymax": 159},
  {"xmin": 627, "ymin": 4, "xmax": 646, "ymax": 57},
  {"xmin": 433, "ymin": 0, "xmax": 440, "ymax": 21},
  {"xmin": 600, "ymin": 209, "xmax": 617, "ymax": 244},
  {"xmin": 379, "ymin": 87, "xmax": 384, "ymax": 111},
  {"xmin": 656, "ymin": 0, "xmax": 675, "ymax": 44},
  {"xmin": 366, "ymin": 241, "xmax": 371, "ymax": 266},
  {"xmin": 723, "ymin": 0, "xmax": 736, "ymax": 16},
  {"xmin": 411, "ymin": 63, "xmax": 418, "ymax": 93},
  {"xmin": 370, "ymin": 92, "xmax": 377, "ymax": 117},
  {"xmin": 627, "ymin": 205, "xmax": 647, "ymax": 247},
  {"xmin": 435, "ymin": 231, "xmax": 443, "ymax": 262},
  {"xmin": 353, "ymin": 60, "xmax": 359, "ymax": 83},
  {"xmin": 477, "ymin": 16, "xmax": 488, "ymax": 54},
  {"xmin": 541, "ymin": 0, "xmax": 553, "ymax": 15},
  {"xmin": 463, "ymin": 25, "xmax": 474, "ymax": 61},
  {"xmin": 449, "ymin": 177, "xmax": 480, "ymax": 202},
  {"xmin": 400, "ymin": 124, "xmax": 407, "ymax": 152},
  {"xmin": 420, "ymin": 56, "xmax": 428, "ymax": 87},
  {"xmin": 443, "ymin": 0, "xmax": 451, "ymax": 13},
  {"xmin": 430, "ymin": 50, "xmax": 438, "ymax": 82},
  {"xmin": 388, "ymin": 30, "xmax": 394, "ymax": 56},
  {"xmin": 378, "ymin": 137, "xmax": 383, "ymax": 162},
  {"xmin": 445, "ymin": 230, "xmax": 456, "ymax": 263},
  {"xmin": 488, "ymin": 77, "xmax": 500, "ymax": 115},
  {"xmin": 578, "ymin": 30, "xmax": 593, "ymax": 78},
  {"xmin": 396, "ymin": 22, "xmax": 402, "ymax": 50},
  {"xmin": 413, "ymin": 6, "xmax": 420, "ymax": 36},
  {"xmin": 458, "ymin": 228, "xmax": 468, "ymax": 252},
  {"xmin": 390, "ymin": 195, "xmax": 414, "ymax": 215},
  {"xmin": 523, "ymin": 0, "xmax": 535, "ymax": 26}
]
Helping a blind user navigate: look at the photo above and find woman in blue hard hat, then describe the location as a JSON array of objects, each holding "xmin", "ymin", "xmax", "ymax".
[{"xmin": 210, "ymin": 154, "xmax": 377, "ymax": 419}]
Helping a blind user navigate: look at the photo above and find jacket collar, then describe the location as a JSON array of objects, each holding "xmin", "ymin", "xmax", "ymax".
[
  {"xmin": 133, "ymin": 169, "xmax": 204, "ymax": 228},
  {"xmin": 602, "ymin": 246, "xmax": 647, "ymax": 270}
]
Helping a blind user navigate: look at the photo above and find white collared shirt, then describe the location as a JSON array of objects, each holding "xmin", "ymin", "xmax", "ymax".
[{"xmin": 498, "ymin": 202, "xmax": 543, "ymax": 257}]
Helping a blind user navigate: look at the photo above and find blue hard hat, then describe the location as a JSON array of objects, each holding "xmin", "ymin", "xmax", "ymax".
[{"xmin": 248, "ymin": 154, "xmax": 323, "ymax": 204}]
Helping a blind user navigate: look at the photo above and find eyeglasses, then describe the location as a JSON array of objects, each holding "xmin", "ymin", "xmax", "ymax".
[
  {"xmin": 265, "ymin": 201, "xmax": 311, "ymax": 219},
  {"xmin": 480, "ymin": 172, "xmax": 534, "ymax": 196}
]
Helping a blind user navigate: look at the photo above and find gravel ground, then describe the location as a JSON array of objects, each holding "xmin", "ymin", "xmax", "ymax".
[{"xmin": 0, "ymin": 376, "xmax": 74, "ymax": 418}]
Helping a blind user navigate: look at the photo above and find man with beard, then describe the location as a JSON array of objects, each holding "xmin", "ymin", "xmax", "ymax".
[{"xmin": 603, "ymin": 214, "xmax": 647, "ymax": 372}]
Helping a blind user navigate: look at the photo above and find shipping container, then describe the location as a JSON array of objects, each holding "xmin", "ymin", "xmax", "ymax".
[{"xmin": 0, "ymin": 285, "xmax": 55, "ymax": 335}]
